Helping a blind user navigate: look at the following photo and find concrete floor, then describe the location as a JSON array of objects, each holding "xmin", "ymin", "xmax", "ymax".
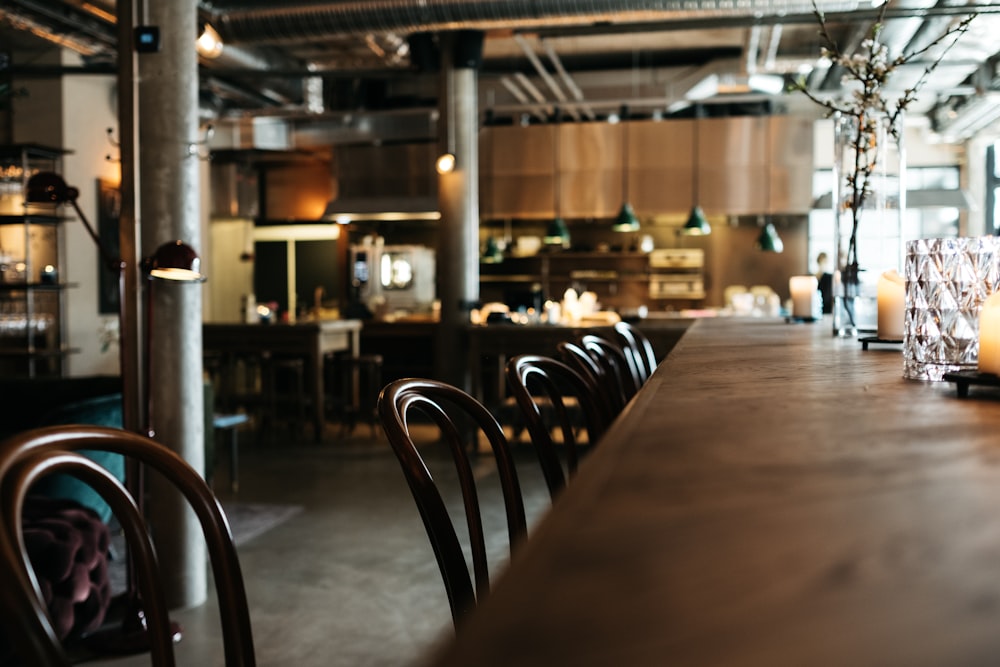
[{"xmin": 90, "ymin": 421, "xmax": 552, "ymax": 667}]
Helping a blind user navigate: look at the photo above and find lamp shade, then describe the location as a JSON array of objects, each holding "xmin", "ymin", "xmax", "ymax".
[
  {"xmin": 612, "ymin": 202, "xmax": 640, "ymax": 233},
  {"xmin": 543, "ymin": 217, "xmax": 570, "ymax": 247},
  {"xmin": 26, "ymin": 172, "xmax": 79, "ymax": 204},
  {"xmin": 682, "ymin": 206, "xmax": 711, "ymax": 236},
  {"xmin": 146, "ymin": 241, "xmax": 206, "ymax": 282},
  {"xmin": 756, "ymin": 222, "xmax": 784, "ymax": 253}
]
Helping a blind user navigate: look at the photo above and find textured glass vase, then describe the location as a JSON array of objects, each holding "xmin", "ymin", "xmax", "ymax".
[{"xmin": 903, "ymin": 237, "xmax": 1000, "ymax": 381}]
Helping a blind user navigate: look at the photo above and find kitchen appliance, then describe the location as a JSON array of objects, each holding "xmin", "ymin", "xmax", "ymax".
[{"xmin": 350, "ymin": 243, "xmax": 436, "ymax": 312}]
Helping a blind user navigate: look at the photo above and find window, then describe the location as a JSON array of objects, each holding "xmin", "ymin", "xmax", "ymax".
[{"xmin": 808, "ymin": 166, "xmax": 962, "ymax": 278}]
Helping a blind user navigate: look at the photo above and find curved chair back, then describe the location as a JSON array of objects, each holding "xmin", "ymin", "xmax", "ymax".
[
  {"xmin": 557, "ymin": 341, "xmax": 618, "ymax": 426},
  {"xmin": 580, "ymin": 334, "xmax": 641, "ymax": 408},
  {"xmin": 612, "ymin": 321, "xmax": 658, "ymax": 385},
  {"xmin": 377, "ymin": 378, "xmax": 527, "ymax": 628},
  {"xmin": 0, "ymin": 425, "xmax": 255, "ymax": 667},
  {"xmin": 505, "ymin": 354, "xmax": 608, "ymax": 497}
]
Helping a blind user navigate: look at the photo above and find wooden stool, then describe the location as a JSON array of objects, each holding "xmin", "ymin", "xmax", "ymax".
[
  {"xmin": 326, "ymin": 353, "xmax": 383, "ymax": 437},
  {"xmin": 261, "ymin": 354, "xmax": 308, "ymax": 441},
  {"xmin": 213, "ymin": 412, "xmax": 249, "ymax": 492}
]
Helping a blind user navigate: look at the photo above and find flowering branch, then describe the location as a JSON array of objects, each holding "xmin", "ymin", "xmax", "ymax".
[{"xmin": 792, "ymin": 1, "xmax": 975, "ymax": 290}]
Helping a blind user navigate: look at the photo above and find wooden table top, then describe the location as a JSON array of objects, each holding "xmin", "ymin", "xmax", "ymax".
[{"xmin": 425, "ymin": 316, "xmax": 1000, "ymax": 667}]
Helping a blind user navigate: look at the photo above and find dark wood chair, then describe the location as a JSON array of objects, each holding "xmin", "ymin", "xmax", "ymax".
[
  {"xmin": 557, "ymin": 340, "xmax": 620, "ymax": 426},
  {"xmin": 377, "ymin": 378, "xmax": 528, "ymax": 628},
  {"xmin": 505, "ymin": 354, "xmax": 609, "ymax": 497},
  {"xmin": 612, "ymin": 321, "xmax": 658, "ymax": 385},
  {"xmin": 579, "ymin": 334, "xmax": 642, "ymax": 408},
  {"xmin": 0, "ymin": 425, "xmax": 256, "ymax": 667}
]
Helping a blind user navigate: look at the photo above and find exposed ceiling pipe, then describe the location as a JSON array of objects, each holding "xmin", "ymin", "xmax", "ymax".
[
  {"xmin": 763, "ymin": 24, "xmax": 782, "ymax": 72},
  {"xmin": 513, "ymin": 71, "xmax": 554, "ymax": 117},
  {"xmin": 541, "ymin": 40, "xmax": 595, "ymax": 121},
  {"xmin": 499, "ymin": 75, "xmax": 547, "ymax": 121},
  {"xmin": 744, "ymin": 25, "xmax": 762, "ymax": 75},
  {"xmin": 4, "ymin": 0, "xmax": 116, "ymax": 57},
  {"xmin": 512, "ymin": 34, "xmax": 579, "ymax": 121},
  {"xmin": 215, "ymin": 0, "xmax": 863, "ymax": 45}
]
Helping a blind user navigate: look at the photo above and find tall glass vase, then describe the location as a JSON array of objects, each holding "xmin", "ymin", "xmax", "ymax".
[{"xmin": 831, "ymin": 111, "xmax": 906, "ymax": 337}]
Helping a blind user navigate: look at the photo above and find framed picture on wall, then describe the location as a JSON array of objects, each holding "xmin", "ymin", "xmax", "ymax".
[{"xmin": 96, "ymin": 179, "xmax": 121, "ymax": 315}]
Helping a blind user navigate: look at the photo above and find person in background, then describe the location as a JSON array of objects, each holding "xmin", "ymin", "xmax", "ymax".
[{"xmin": 815, "ymin": 252, "xmax": 834, "ymax": 314}]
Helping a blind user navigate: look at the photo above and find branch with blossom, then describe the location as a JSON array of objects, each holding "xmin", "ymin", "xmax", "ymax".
[{"xmin": 792, "ymin": 1, "xmax": 975, "ymax": 290}]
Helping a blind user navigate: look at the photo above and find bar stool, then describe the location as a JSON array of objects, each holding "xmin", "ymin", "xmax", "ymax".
[
  {"xmin": 261, "ymin": 353, "xmax": 308, "ymax": 441},
  {"xmin": 325, "ymin": 352, "xmax": 383, "ymax": 437}
]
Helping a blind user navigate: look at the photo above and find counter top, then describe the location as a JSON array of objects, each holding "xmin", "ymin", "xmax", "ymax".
[{"xmin": 427, "ymin": 317, "xmax": 1000, "ymax": 666}]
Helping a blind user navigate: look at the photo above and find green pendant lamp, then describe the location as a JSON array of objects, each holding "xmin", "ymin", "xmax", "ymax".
[
  {"xmin": 613, "ymin": 116, "xmax": 641, "ymax": 233},
  {"xmin": 682, "ymin": 205, "xmax": 711, "ymax": 235},
  {"xmin": 612, "ymin": 202, "xmax": 640, "ymax": 232},
  {"xmin": 756, "ymin": 221, "xmax": 784, "ymax": 253},
  {"xmin": 544, "ymin": 217, "xmax": 570, "ymax": 248},
  {"xmin": 682, "ymin": 117, "xmax": 711, "ymax": 236}
]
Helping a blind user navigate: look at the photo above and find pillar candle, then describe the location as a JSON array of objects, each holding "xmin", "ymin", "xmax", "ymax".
[
  {"xmin": 876, "ymin": 270, "xmax": 905, "ymax": 340},
  {"xmin": 979, "ymin": 292, "xmax": 1000, "ymax": 374},
  {"xmin": 789, "ymin": 276, "xmax": 817, "ymax": 318}
]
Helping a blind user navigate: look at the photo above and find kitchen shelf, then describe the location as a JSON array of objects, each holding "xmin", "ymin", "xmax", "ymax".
[{"xmin": 0, "ymin": 144, "xmax": 74, "ymax": 378}]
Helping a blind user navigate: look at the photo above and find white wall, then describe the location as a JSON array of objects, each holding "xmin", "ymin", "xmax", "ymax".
[
  {"xmin": 60, "ymin": 52, "xmax": 120, "ymax": 377},
  {"xmin": 13, "ymin": 46, "xmax": 120, "ymax": 377}
]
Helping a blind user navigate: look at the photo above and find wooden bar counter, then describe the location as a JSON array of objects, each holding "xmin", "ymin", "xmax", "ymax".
[{"xmin": 426, "ymin": 316, "xmax": 1000, "ymax": 666}]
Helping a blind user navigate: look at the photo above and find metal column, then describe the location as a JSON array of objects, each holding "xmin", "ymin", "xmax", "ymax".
[
  {"xmin": 435, "ymin": 31, "xmax": 482, "ymax": 390},
  {"xmin": 138, "ymin": 0, "xmax": 207, "ymax": 609}
]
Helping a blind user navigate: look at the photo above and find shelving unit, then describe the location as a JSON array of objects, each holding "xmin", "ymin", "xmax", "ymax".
[
  {"xmin": 479, "ymin": 251, "xmax": 659, "ymax": 311},
  {"xmin": 0, "ymin": 144, "xmax": 74, "ymax": 377}
]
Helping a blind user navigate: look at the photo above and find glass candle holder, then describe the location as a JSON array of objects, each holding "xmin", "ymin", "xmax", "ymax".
[{"xmin": 903, "ymin": 237, "xmax": 1000, "ymax": 381}]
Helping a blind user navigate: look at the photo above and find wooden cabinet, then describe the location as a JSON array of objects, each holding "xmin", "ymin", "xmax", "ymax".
[{"xmin": 0, "ymin": 144, "xmax": 74, "ymax": 377}]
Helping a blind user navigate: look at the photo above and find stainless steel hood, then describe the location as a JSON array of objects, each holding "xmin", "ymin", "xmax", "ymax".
[{"xmin": 321, "ymin": 141, "xmax": 441, "ymax": 222}]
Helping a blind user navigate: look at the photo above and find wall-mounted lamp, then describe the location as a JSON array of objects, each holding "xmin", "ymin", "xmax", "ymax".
[
  {"xmin": 682, "ymin": 117, "xmax": 711, "ymax": 236},
  {"xmin": 196, "ymin": 22, "xmax": 224, "ymax": 59},
  {"xmin": 435, "ymin": 152, "xmax": 456, "ymax": 174},
  {"xmin": 26, "ymin": 173, "xmax": 204, "ymax": 650}
]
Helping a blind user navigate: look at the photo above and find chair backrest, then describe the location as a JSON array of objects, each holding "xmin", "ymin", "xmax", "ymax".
[
  {"xmin": 557, "ymin": 340, "xmax": 618, "ymax": 426},
  {"xmin": 0, "ymin": 425, "xmax": 255, "ymax": 667},
  {"xmin": 612, "ymin": 321, "xmax": 658, "ymax": 385},
  {"xmin": 579, "ymin": 334, "xmax": 642, "ymax": 407},
  {"xmin": 377, "ymin": 378, "xmax": 527, "ymax": 628},
  {"xmin": 505, "ymin": 354, "xmax": 608, "ymax": 497}
]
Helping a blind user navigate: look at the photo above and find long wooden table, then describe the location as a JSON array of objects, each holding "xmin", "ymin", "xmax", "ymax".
[
  {"xmin": 203, "ymin": 320, "xmax": 361, "ymax": 441},
  {"xmin": 426, "ymin": 316, "xmax": 1000, "ymax": 666}
]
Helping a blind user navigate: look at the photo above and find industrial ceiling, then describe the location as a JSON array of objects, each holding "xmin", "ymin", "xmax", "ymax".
[{"xmin": 3, "ymin": 0, "xmax": 1000, "ymax": 143}]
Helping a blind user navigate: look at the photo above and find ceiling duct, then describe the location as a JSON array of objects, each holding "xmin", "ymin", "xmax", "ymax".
[{"xmin": 216, "ymin": 0, "xmax": 862, "ymax": 45}]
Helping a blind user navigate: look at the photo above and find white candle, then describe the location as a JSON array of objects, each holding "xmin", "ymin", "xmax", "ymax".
[
  {"xmin": 789, "ymin": 276, "xmax": 817, "ymax": 318},
  {"xmin": 979, "ymin": 292, "xmax": 1000, "ymax": 374},
  {"xmin": 876, "ymin": 270, "xmax": 905, "ymax": 340}
]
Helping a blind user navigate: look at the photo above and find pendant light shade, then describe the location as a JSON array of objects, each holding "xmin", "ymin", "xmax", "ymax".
[
  {"xmin": 145, "ymin": 240, "xmax": 207, "ymax": 282},
  {"xmin": 544, "ymin": 217, "xmax": 571, "ymax": 248},
  {"xmin": 683, "ymin": 116, "xmax": 711, "ymax": 236},
  {"xmin": 682, "ymin": 206, "xmax": 711, "ymax": 236},
  {"xmin": 612, "ymin": 202, "xmax": 640, "ymax": 233},
  {"xmin": 756, "ymin": 222, "xmax": 784, "ymax": 253}
]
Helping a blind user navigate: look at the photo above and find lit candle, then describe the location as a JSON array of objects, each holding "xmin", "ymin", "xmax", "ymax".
[
  {"xmin": 789, "ymin": 276, "xmax": 817, "ymax": 318},
  {"xmin": 979, "ymin": 292, "xmax": 1000, "ymax": 374},
  {"xmin": 876, "ymin": 270, "xmax": 905, "ymax": 340}
]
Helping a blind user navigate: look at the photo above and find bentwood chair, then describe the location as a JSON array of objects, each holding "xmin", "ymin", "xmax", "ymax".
[
  {"xmin": 505, "ymin": 355, "xmax": 609, "ymax": 497},
  {"xmin": 579, "ymin": 334, "xmax": 642, "ymax": 409},
  {"xmin": 377, "ymin": 378, "xmax": 528, "ymax": 628},
  {"xmin": 612, "ymin": 321, "xmax": 658, "ymax": 385},
  {"xmin": 0, "ymin": 425, "xmax": 255, "ymax": 667},
  {"xmin": 557, "ymin": 340, "xmax": 618, "ymax": 425}
]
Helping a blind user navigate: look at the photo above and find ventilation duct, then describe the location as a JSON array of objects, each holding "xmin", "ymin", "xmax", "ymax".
[{"xmin": 217, "ymin": 0, "xmax": 862, "ymax": 44}]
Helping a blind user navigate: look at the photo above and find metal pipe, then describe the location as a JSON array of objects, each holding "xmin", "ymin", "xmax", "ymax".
[
  {"xmin": 513, "ymin": 34, "xmax": 578, "ymax": 121},
  {"xmin": 216, "ymin": 0, "xmax": 863, "ymax": 44}
]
